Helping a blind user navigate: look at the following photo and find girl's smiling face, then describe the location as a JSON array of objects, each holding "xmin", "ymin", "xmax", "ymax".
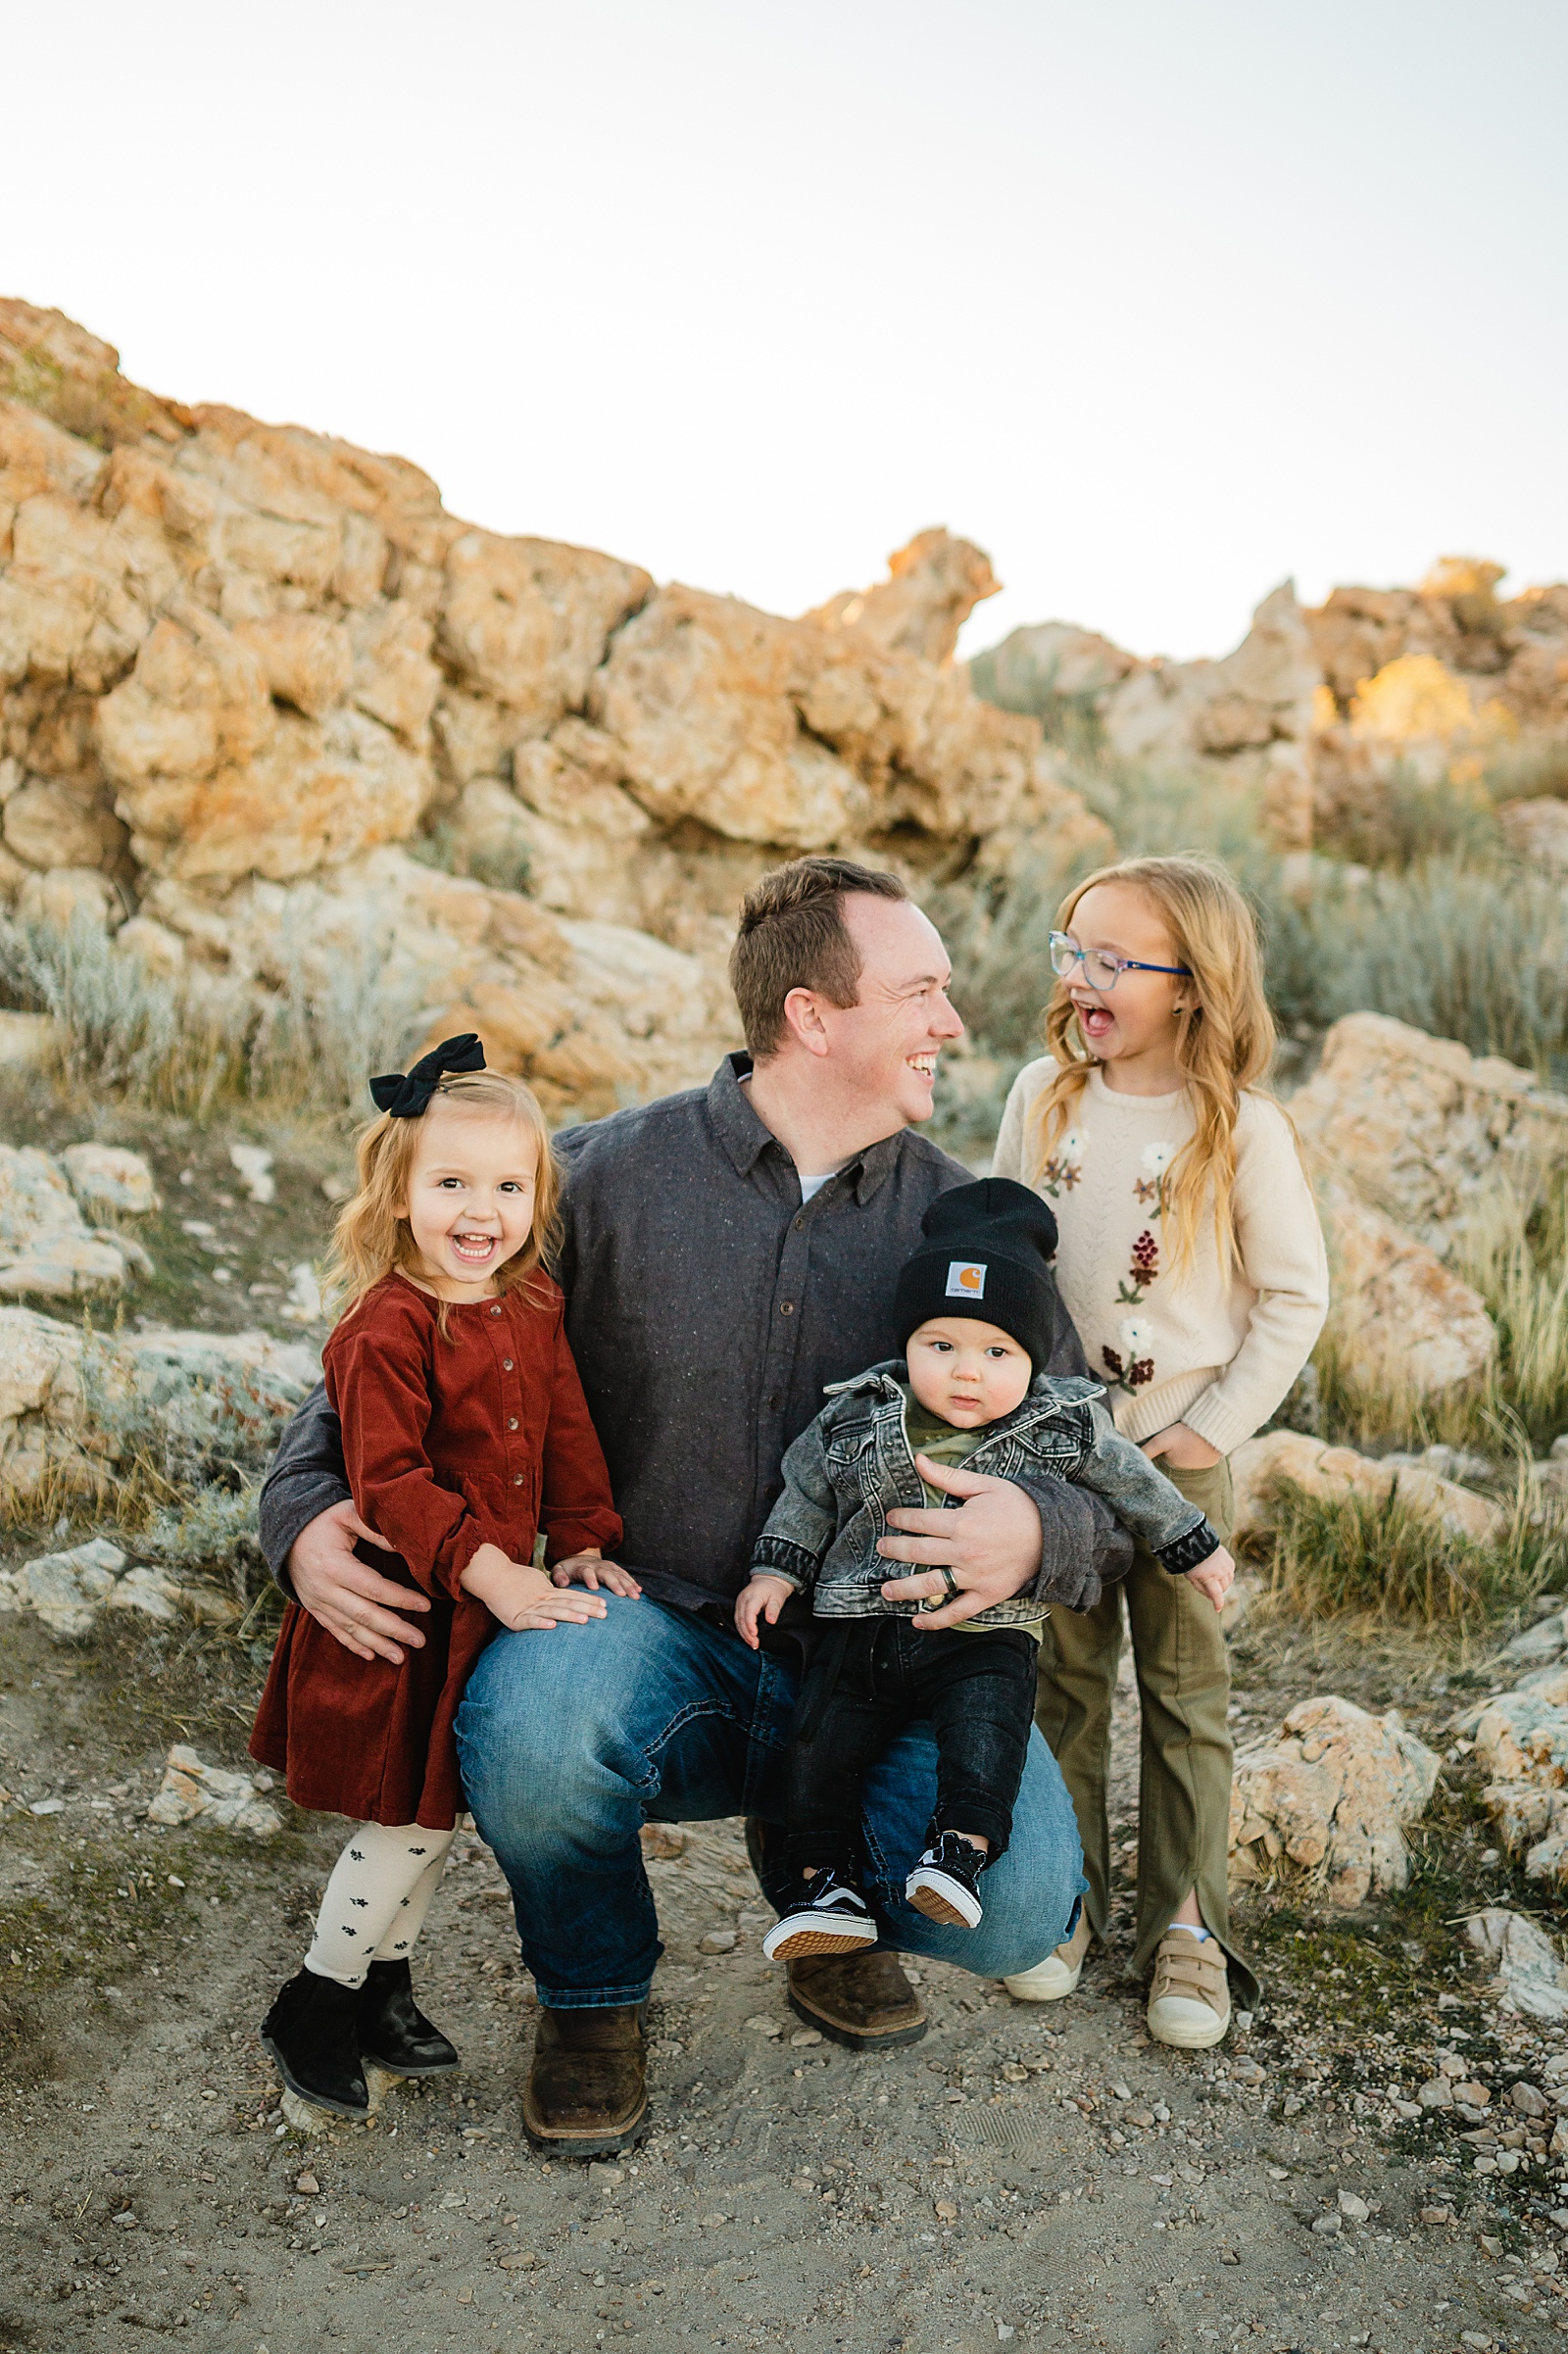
[
  {"xmin": 400, "ymin": 1103, "xmax": 540, "ymax": 1299},
  {"xmin": 1060, "ymin": 880, "xmax": 1195, "ymax": 1090}
]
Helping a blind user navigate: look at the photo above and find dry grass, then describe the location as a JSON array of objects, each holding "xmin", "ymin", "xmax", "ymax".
[{"xmin": 1261, "ymin": 1475, "xmax": 1568, "ymax": 1630}]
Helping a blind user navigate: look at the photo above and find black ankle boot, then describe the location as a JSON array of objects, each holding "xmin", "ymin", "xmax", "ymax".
[
  {"xmin": 261, "ymin": 1970, "xmax": 368, "ymax": 2118},
  {"xmin": 357, "ymin": 1959, "xmax": 460, "ymax": 2078}
]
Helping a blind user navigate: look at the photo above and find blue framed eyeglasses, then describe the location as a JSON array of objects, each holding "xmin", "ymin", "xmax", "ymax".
[{"xmin": 1049, "ymin": 931, "xmax": 1192, "ymax": 993}]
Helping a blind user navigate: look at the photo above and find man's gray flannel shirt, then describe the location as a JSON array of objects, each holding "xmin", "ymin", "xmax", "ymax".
[{"xmin": 259, "ymin": 1053, "xmax": 1134, "ymax": 1618}]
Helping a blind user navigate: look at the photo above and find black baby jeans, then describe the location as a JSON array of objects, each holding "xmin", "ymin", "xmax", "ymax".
[{"xmin": 782, "ymin": 1617, "xmax": 1040, "ymax": 1876}]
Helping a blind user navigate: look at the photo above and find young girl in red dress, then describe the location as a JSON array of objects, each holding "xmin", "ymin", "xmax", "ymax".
[{"xmin": 250, "ymin": 1036, "xmax": 630, "ymax": 2118}]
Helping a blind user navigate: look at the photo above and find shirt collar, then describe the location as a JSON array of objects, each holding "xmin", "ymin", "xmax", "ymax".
[{"xmin": 705, "ymin": 1053, "xmax": 906, "ymax": 1202}]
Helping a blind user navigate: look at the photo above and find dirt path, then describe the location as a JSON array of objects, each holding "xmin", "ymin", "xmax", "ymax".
[{"xmin": 1, "ymin": 1610, "xmax": 1566, "ymax": 2354}]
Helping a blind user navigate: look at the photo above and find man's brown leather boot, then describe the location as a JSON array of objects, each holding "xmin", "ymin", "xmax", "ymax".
[
  {"xmin": 521, "ymin": 2001, "xmax": 650, "ymax": 2155},
  {"xmin": 786, "ymin": 1949, "xmax": 928, "ymax": 2050}
]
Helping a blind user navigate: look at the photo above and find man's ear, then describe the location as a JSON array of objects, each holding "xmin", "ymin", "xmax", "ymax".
[{"xmin": 780, "ymin": 986, "xmax": 832, "ymax": 1059}]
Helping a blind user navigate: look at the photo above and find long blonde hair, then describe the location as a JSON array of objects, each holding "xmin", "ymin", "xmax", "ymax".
[
  {"xmin": 1030, "ymin": 854, "xmax": 1278, "ymax": 1276},
  {"xmin": 324, "ymin": 1070, "xmax": 563, "ymax": 1335}
]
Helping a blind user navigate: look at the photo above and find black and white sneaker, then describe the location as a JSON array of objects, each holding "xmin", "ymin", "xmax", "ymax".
[
  {"xmin": 762, "ymin": 1864, "xmax": 878, "ymax": 1961},
  {"xmin": 905, "ymin": 1833, "xmax": 988, "ymax": 1930}
]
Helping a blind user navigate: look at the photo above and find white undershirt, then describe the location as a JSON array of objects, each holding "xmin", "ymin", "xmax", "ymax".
[{"xmin": 798, "ymin": 1172, "xmax": 838, "ymax": 1204}]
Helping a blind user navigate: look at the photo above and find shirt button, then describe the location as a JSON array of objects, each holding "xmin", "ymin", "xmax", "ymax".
[
  {"xmin": 508, "ymin": 1417, "xmax": 518, "ymax": 1431},
  {"xmin": 767, "ymin": 1394, "xmax": 781, "ymax": 1410},
  {"xmin": 502, "ymin": 1358, "xmax": 514, "ymax": 1371},
  {"xmin": 779, "ymin": 1300, "xmax": 795, "ymax": 1316},
  {"xmin": 794, "ymin": 1217, "xmax": 804, "ymax": 1231}
]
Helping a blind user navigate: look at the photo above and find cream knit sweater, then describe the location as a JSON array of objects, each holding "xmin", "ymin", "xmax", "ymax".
[{"xmin": 992, "ymin": 1057, "xmax": 1329, "ymax": 1456}]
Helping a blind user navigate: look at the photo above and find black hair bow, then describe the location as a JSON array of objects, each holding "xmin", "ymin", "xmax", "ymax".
[{"xmin": 369, "ymin": 1033, "xmax": 486, "ymax": 1118}]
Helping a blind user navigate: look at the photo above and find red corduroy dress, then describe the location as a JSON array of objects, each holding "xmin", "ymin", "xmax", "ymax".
[{"xmin": 250, "ymin": 1272, "xmax": 621, "ymax": 1829}]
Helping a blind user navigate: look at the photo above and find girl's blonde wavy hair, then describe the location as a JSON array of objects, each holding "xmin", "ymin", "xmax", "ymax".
[
  {"xmin": 324, "ymin": 1070, "xmax": 562, "ymax": 1336},
  {"xmin": 1030, "ymin": 854, "xmax": 1279, "ymax": 1277}
]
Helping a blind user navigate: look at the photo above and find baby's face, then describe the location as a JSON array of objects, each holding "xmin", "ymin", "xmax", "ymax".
[{"xmin": 906, "ymin": 1317, "xmax": 1033, "ymax": 1429}]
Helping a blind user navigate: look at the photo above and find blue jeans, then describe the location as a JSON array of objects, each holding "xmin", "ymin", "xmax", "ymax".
[{"xmin": 456, "ymin": 1596, "xmax": 1087, "ymax": 2009}]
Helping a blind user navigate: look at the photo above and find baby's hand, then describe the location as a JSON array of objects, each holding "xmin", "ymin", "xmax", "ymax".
[
  {"xmin": 553, "ymin": 1550, "xmax": 642, "ymax": 1599},
  {"xmin": 1185, "ymin": 1544, "xmax": 1236, "ymax": 1613},
  {"xmin": 735, "ymin": 1575, "xmax": 794, "ymax": 1650},
  {"xmin": 461, "ymin": 1546, "xmax": 608, "ymax": 1633}
]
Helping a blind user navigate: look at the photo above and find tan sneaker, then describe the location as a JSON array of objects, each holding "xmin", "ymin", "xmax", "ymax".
[
  {"xmin": 1003, "ymin": 1907, "xmax": 1092, "ymax": 2002},
  {"xmin": 1147, "ymin": 1927, "xmax": 1230, "ymax": 2048}
]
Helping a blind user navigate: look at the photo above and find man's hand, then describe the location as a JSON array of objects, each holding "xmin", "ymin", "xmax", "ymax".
[
  {"xmin": 1142, "ymin": 1422, "xmax": 1222, "ymax": 1470},
  {"xmin": 551, "ymin": 1550, "xmax": 643, "ymax": 1598},
  {"xmin": 735, "ymin": 1574, "xmax": 794, "ymax": 1650},
  {"xmin": 876, "ymin": 1456, "xmax": 1043, "ymax": 1631},
  {"xmin": 1185, "ymin": 1545, "xmax": 1237, "ymax": 1613},
  {"xmin": 286, "ymin": 1499, "xmax": 430, "ymax": 1665}
]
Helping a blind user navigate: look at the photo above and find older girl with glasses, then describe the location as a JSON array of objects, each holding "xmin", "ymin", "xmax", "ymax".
[{"xmin": 990, "ymin": 855, "xmax": 1328, "ymax": 2046}]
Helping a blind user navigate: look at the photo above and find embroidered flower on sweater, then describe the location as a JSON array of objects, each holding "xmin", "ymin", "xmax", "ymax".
[
  {"xmin": 1102, "ymin": 1314, "xmax": 1155, "ymax": 1395},
  {"xmin": 1039, "ymin": 1127, "xmax": 1088, "ymax": 1198},
  {"xmin": 1135, "ymin": 1138, "xmax": 1175, "ymax": 1207}
]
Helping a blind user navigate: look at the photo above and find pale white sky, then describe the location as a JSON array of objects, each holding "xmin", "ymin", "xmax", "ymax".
[{"xmin": 5, "ymin": 1, "xmax": 1565, "ymax": 662}]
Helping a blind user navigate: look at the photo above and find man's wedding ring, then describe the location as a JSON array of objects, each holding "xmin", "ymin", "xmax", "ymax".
[{"xmin": 939, "ymin": 1567, "xmax": 958, "ymax": 1599}]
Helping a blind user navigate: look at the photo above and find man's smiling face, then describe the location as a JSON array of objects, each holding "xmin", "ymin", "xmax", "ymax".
[{"xmin": 819, "ymin": 894, "xmax": 964, "ymax": 1130}]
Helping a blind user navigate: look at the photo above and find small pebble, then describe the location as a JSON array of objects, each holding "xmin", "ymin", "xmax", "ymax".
[{"xmin": 699, "ymin": 1931, "xmax": 737, "ymax": 1954}]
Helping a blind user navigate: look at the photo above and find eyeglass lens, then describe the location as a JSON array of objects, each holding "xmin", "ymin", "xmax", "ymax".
[{"xmin": 1051, "ymin": 936, "xmax": 1122, "ymax": 991}]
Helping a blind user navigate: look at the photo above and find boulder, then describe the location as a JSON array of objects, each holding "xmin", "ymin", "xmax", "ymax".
[
  {"xmin": 0, "ymin": 1538, "xmax": 242, "ymax": 1639},
  {"xmin": 804, "ymin": 528, "xmax": 1000, "ymax": 666},
  {"xmin": 1229, "ymin": 1428, "xmax": 1506, "ymax": 1547},
  {"xmin": 0, "ymin": 1010, "xmax": 55, "ymax": 1066},
  {"xmin": 2, "ymin": 300, "xmax": 1112, "ymax": 1117},
  {"xmin": 145, "ymin": 1743, "xmax": 280, "ymax": 1837},
  {"xmin": 1318, "ymin": 1179, "xmax": 1495, "ymax": 1398},
  {"xmin": 1467, "ymin": 1666, "xmax": 1568, "ymax": 1790},
  {"xmin": 60, "ymin": 1142, "xmax": 158, "ymax": 1215},
  {"xmin": 1228, "ymin": 1693, "xmax": 1442, "ymax": 1907},
  {"xmin": 0, "ymin": 1305, "xmax": 317, "ymax": 1499},
  {"xmin": 0, "ymin": 1143, "xmax": 149, "ymax": 1296},
  {"xmin": 1465, "ymin": 1908, "xmax": 1568, "ymax": 2023},
  {"xmin": 1290, "ymin": 1012, "xmax": 1568, "ymax": 1251}
]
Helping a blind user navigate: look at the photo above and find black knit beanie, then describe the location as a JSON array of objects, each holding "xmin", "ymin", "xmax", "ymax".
[{"xmin": 893, "ymin": 1178, "xmax": 1060, "ymax": 1375}]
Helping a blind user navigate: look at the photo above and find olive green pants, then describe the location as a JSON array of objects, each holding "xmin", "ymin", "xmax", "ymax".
[{"xmin": 1035, "ymin": 1456, "xmax": 1258, "ymax": 2007}]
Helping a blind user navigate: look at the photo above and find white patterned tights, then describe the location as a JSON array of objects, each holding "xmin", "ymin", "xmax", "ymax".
[{"xmin": 303, "ymin": 1822, "xmax": 456, "ymax": 1990}]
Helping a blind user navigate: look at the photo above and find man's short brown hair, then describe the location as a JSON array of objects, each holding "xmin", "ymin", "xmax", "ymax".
[{"xmin": 729, "ymin": 857, "xmax": 910, "ymax": 1059}]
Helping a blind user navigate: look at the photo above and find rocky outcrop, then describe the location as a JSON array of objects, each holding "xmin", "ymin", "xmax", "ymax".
[
  {"xmin": 1465, "ymin": 1909, "xmax": 1568, "ymax": 2025},
  {"xmin": 0, "ymin": 299, "xmax": 1102, "ymax": 1111},
  {"xmin": 974, "ymin": 582, "xmax": 1321, "ymax": 847},
  {"xmin": 1317, "ymin": 1178, "xmax": 1496, "ymax": 1401},
  {"xmin": 0, "ymin": 1537, "xmax": 241, "ymax": 1639},
  {"xmin": 970, "ymin": 553, "xmax": 1568, "ymax": 857},
  {"xmin": 1228, "ymin": 1693, "xmax": 1442, "ymax": 1908},
  {"xmin": 1230, "ymin": 1428, "xmax": 1506, "ymax": 1546},
  {"xmin": 0, "ymin": 1304, "xmax": 317, "ymax": 1498},
  {"xmin": 805, "ymin": 529, "xmax": 1000, "ymax": 666},
  {"xmin": 1290, "ymin": 1012, "xmax": 1568, "ymax": 1251},
  {"xmin": 0, "ymin": 1141, "xmax": 156, "ymax": 1296}
]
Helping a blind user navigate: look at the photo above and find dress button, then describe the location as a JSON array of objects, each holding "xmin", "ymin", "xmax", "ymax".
[
  {"xmin": 513, "ymin": 1473, "xmax": 524, "ymax": 1487},
  {"xmin": 508, "ymin": 1417, "xmax": 518, "ymax": 1431},
  {"xmin": 489, "ymin": 1303, "xmax": 503, "ymax": 1316},
  {"xmin": 502, "ymin": 1358, "xmax": 514, "ymax": 1371}
]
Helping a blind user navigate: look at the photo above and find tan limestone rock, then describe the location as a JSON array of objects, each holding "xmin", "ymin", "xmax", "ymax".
[
  {"xmin": 232, "ymin": 613, "xmax": 353, "ymax": 718},
  {"xmin": 1229, "ymin": 1428, "xmax": 1505, "ymax": 1547},
  {"xmin": 1229, "ymin": 1693, "xmax": 1441, "ymax": 1906},
  {"xmin": 437, "ymin": 530, "xmax": 651, "ymax": 727},
  {"xmin": 593, "ymin": 582, "xmax": 1043, "ymax": 851},
  {"xmin": 61, "ymin": 1143, "xmax": 157, "ymax": 1215},
  {"xmin": 1290, "ymin": 1012, "xmax": 1568, "ymax": 1251},
  {"xmin": 805, "ymin": 528, "xmax": 1000, "ymax": 666},
  {"xmin": 0, "ymin": 1144, "xmax": 143, "ymax": 1297},
  {"xmin": 16, "ymin": 866, "xmax": 121, "ymax": 932},
  {"xmin": 2, "ymin": 774, "xmax": 124, "ymax": 870},
  {"xmin": 145, "ymin": 1744, "xmax": 280, "ymax": 1837},
  {"xmin": 1318, "ymin": 1179, "xmax": 1496, "ymax": 1398}
]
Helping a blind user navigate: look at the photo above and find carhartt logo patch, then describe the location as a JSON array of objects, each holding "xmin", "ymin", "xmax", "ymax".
[{"xmin": 946, "ymin": 1260, "xmax": 987, "ymax": 1298}]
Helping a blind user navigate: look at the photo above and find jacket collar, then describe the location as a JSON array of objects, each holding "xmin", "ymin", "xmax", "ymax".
[
  {"xmin": 705, "ymin": 1054, "xmax": 911, "ymax": 1204},
  {"xmin": 824, "ymin": 1359, "xmax": 1105, "ymax": 1427}
]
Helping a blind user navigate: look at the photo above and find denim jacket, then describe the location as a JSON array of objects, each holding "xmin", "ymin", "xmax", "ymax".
[{"xmin": 751, "ymin": 1362, "xmax": 1220, "ymax": 1629}]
